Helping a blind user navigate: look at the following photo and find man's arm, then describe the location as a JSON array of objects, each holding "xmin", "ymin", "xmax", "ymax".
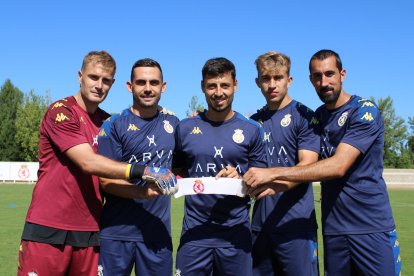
[
  {"xmin": 248, "ymin": 149, "xmax": 319, "ymax": 199},
  {"xmin": 65, "ymin": 143, "xmax": 176, "ymax": 192},
  {"xmin": 99, "ymin": 178, "xmax": 161, "ymax": 200},
  {"xmin": 66, "ymin": 143, "xmax": 134, "ymax": 178},
  {"xmin": 245, "ymin": 143, "xmax": 360, "ymax": 193}
]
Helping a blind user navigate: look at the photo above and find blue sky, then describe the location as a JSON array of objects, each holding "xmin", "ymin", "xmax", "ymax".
[{"xmin": 1, "ymin": 1, "xmax": 413, "ymax": 121}]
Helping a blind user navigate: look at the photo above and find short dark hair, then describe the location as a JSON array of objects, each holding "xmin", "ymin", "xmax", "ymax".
[
  {"xmin": 202, "ymin": 57, "xmax": 236, "ymax": 81},
  {"xmin": 309, "ymin": 49, "xmax": 342, "ymax": 72},
  {"xmin": 130, "ymin": 58, "xmax": 163, "ymax": 81}
]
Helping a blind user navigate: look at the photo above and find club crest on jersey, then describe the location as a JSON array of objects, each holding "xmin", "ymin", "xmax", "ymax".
[
  {"xmin": 232, "ymin": 129, "xmax": 244, "ymax": 143},
  {"xmin": 280, "ymin": 114, "xmax": 292, "ymax": 127},
  {"xmin": 164, "ymin": 120, "xmax": 174, "ymax": 133},
  {"xmin": 193, "ymin": 179, "xmax": 205, "ymax": 193},
  {"xmin": 338, "ymin": 112, "xmax": 348, "ymax": 126}
]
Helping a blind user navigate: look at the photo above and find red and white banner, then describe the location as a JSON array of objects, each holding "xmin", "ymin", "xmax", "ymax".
[{"xmin": 174, "ymin": 177, "xmax": 246, "ymax": 198}]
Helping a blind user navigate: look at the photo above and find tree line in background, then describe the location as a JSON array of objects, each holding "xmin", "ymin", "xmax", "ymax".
[{"xmin": 1, "ymin": 79, "xmax": 414, "ymax": 168}]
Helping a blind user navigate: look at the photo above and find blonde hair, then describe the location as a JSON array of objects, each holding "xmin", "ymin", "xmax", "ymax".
[
  {"xmin": 81, "ymin": 50, "xmax": 116, "ymax": 74},
  {"xmin": 255, "ymin": 51, "xmax": 291, "ymax": 76}
]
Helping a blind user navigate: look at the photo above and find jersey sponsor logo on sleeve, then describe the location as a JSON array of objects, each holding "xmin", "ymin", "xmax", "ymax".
[
  {"xmin": 280, "ymin": 114, "xmax": 292, "ymax": 127},
  {"xmin": 190, "ymin": 126, "xmax": 203, "ymax": 134},
  {"xmin": 232, "ymin": 129, "xmax": 244, "ymax": 143},
  {"xmin": 98, "ymin": 128, "xmax": 107, "ymax": 137},
  {"xmin": 310, "ymin": 116, "xmax": 319, "ymax": 125},
  {"xmin": 127, "ymin": 123, "xmax": 139, "ymax": 131},
  {"xmin": 360, "ymin": 112, "xmax": 374, "ymax": 121},
  {"xmin": 338, "ymin": 112, "xmax": 348, "ymax": 126},
  {"xmin": 55, "ymin": 113, "xmax": 69, "ymax": 123},
  {"xmin": 361, "ymin": 101, "xmax": 375, "ymax": 108},
  {"xmin": 51, "ymin": 102, "xmax": 67, "ymax": 109},
  {"xmin": 163, "ymin": 120, "xmax": 174, "ymax": 133}
]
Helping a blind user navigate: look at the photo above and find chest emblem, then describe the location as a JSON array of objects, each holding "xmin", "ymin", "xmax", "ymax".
[
  {"xmin": 164, "ymin": 120, "xmax": 174, "ymax": 134},
  {"xmin": 281, "ymin": 114, "xmax": 292, "ymax": 127},
  {"xmin": 232, "ymin": 129, "xmax": 245, "ymax": 144},
  {"xmin": 338, "ymin": 112, "xmax": 348, "ymax": 127}
]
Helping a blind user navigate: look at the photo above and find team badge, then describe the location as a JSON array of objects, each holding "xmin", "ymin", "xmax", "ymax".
[
  {"xmin": 232, "ymin": 129, "xmax": 244, "ymax": 143},
  {"xmin": 193, "ymin": 179, "xmax": 205, "ymax": 194},
  {"xmin": 164, "ymin": 120, "xmax": 174, "ymax": 133},
  {"xmin": 280, "ymin": 114, "xmax": 292, "ymax": 127},
  {"xmin": 338, "ymin": 112, "xmax": 348, "ymax": 126}
]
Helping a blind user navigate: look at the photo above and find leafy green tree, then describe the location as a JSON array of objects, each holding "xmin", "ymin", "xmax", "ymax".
[
  {"xmin": 371, "ymin": 96, "xmax": 409, "ymax": 168},
  {"xmin": 407, "ymin": 117, "xmax": 414, "ymax": 165},
  {"xmin": 186, "ymin": 95, "xmax": 205, "ymax": 117},
  {"xmin": 0, "ymin": 80, "xmax": 23, "ymax": 161},
  {"xmin": 15, "ymin": 90, "xmax": 51, "ymax": 161}
]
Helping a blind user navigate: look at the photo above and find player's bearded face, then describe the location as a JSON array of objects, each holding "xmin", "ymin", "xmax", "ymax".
[
  {"xmin": 309, "ymin": 56, "xmax": 345, "ymax": 105},
  {"xmin": 128, "ymin": 67, "xmax": 166, "ymax": 109},
  {"xmin": 202, "ymin": 72, "xmax": 237, "ymax": 113}
]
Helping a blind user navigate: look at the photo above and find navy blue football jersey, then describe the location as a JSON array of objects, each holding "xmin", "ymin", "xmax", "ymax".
[
  {"xmin": 97, "ymin": 108, "xmax": 179, "ymax": 242},
  {"xmin": 174, "ymin": 111, "xmax": 267, "ymax": 247},
  {"xmin": 250, "ymin": 100, "xmax": 320, "ymax": 233},
  {"xmin": 316, "ymin": 95, "xmax": 395, "ymax": 234}
]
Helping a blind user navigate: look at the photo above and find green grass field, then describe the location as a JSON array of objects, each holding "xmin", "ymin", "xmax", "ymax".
[{"xmin": 0, "ymin": 184, "xmax": 412, "ymax": 275}]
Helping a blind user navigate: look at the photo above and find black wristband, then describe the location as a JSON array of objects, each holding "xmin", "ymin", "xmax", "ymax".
[{"xmin": 130, "ymin": 164, "xmax": 146, "ymax": 180}]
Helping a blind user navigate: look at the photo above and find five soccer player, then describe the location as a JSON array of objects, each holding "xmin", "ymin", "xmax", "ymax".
[{"xmin": 18, "ymin": 50, "xmax": 402, "ymax": 275}]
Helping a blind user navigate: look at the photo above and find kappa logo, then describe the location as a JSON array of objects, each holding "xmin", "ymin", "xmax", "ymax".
[
  {"xmin": 51, "ymin": 102, "xmax": 66, "ymax": 109},
  {"xmin": 362, "ymin": 101, "xmax": 375, "ymax": 108},
  {"xmin": 361, "ymin": 112, "xmax": 374, "ymax": 121},
  {"xmin": 310, "ymin": 117, "xmax": 319, "ymax": 125},
  {"xmin": 190, "ymin": 126, "xmax": 203, "ymax": 134},
  {"xmin": 55, "ymin": 113, "xmax": 69, "ymax": 123},
  {"xmin": 98, "ymin": 129, "xmax": 107, "ymax": 137},
  {"xmin": 127, "ymin": 124, "xmax": 139, "ymax": 131}
]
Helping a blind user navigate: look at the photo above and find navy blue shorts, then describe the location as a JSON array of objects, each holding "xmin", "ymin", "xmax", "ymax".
[
  {"xmin": 175, "ymin": 243, "xmax": 252, "ymax": 276},
  {"xmin": 252, "ymin": 230, "xmax": 319, "ymax": 276},
  {"xmin": 323, "ymin": 229, "xmax": 402, "ymax": 275},
  {"xmin": 99, "ymin": 239, "xmax": 172, "ymax": 275}
]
